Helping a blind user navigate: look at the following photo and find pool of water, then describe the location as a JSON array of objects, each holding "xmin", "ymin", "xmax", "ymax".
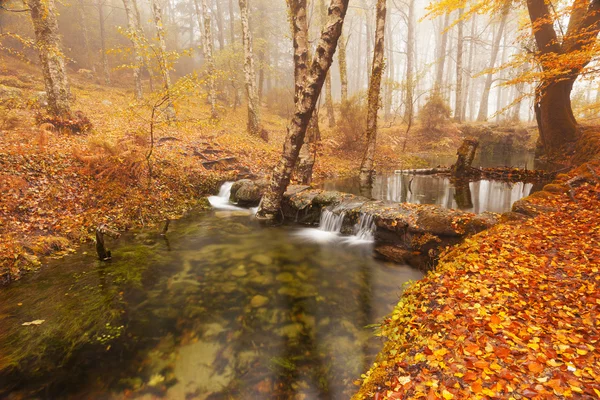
[
  {"xmin": 323, "ymin": 174, "xmax": 546, "ymax": 214},
  {"xmin": 0, "ymin": 210, "xmax": 422, "ymax": 399}
]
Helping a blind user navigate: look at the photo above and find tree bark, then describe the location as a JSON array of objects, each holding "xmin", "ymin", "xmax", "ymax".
[
  {"xmin": 132, "ymin": 0, "xmax": 155, "ymax": 92},
  {"xmin": 384, "ymin": 7, "xmax": 393, "ymax": 121},
  {"xmin": 214, "ymin": 0, "xmax": 225, "ymax": 50},
  {"xmin": 320, "ymin": 0, "xmax": 335, "ymax": 127},
  {"xmin": 434, "ymin": 12, "xmax": 450, "ymax": 92},
  {"xmin": 256, "ymin": 0, "xmax": 349, "ymax": 220},
  {"xmin": 404, "ymin": 0, "xmax": 415, "ymax": 123},
  {"xmin": 228, "ymin": 0, "xmax": 235, "ymax": 44},
  {"xmin": 27, "ymin": 0, "xmax": 72, "ymax": 118},
  {"xmin": 359, "ymin": 0, "xmax": 386, "ymax": 186},
  {"xmin": 151, "ymin": 0, "xmax": 175, "ymax": 119},
  {"xmin": 77, "ymin": 0, "xmax": 95, "ymax": 73},
  {"xmin": 462, "ymin": 15, "xmax": 476, "ymax": 121},
  {"xmin": 495, "ymin": 31, "xmax": 508, "ymax": 123},
  {"xmin": 122, "ymin": 0, "xmax": 144, "ymax": 99},
  {"xmin": 288, "ymin": 0, "xmax": 319, "ymax": 185},
  {"xmin": 239, "ymin": 0, "xmax": 261, "ymax": 135},
  {"xmin": 97, "ymin": 0, "xmax": 111, "ymax": 84},
  {"xmin": 454, "ymin": 7, "xmax": 464, "ymax": 122},
  {"xmin": 197, "ymin": 0, "xmax": 218, "ymax": 119},
  {"xmin": 338, "ymin": 31, "xmax": 348, "ymax": 103},
  {"xmin": 477, "ymin": 3, "xmax": 509, "ymax": 121}
]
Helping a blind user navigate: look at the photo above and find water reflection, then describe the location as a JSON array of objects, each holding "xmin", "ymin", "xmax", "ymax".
[
  {"xmin": 324, "ymin": 174, "xmax": 538, "ymax": 214},
  {"xmin": 0, "ymin": 212, "xmax": 423, "ymax": 399}
]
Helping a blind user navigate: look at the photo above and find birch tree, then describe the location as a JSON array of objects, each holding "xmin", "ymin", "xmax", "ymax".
[
  {"xmin": 358, "ymin": 0, "xmax": 386, "ymax": 187},
  {"xmin": 151, "ymin": 0, "xmax": 175, "ymax": 119},
  {"xmin": 27, "ymin": 0, "xmax": 72, "ymax": 118},
  {"xmin": 238, "ymin": 0, "xmax": 261, "ymax": 135},
  {"xmin": 122, "ymin": 0, "xmax": 144, "ymax": 99},
  {"xmin": 476, "ymin": 3, "xmax": 509, "ymax": 121},
  {"xmin": 197, "ymin": 0, "xmax": 218, "ymax": 119},
  {"xmin": 256, "ymin": 0, "xmax": 349, "ymax": 220},
  {"xmin": 454, "ymin": 7, "xmax": 464, "ymax": 122},
  {"xmin": 97, "ymin": 0, "xmax": 111, "ymax": 84}
]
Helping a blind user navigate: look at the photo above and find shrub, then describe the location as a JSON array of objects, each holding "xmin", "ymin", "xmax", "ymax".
[
  {"xmin": 418, "ymin": 93, "xmax": 451, "ymax": 137},
  {"xmin": 336, "ymin": 95, "xmax": 367, "ymax": 152},
  {"xmin": 264, "ymin": 87, "xmax": 295, "ymax": 119}
]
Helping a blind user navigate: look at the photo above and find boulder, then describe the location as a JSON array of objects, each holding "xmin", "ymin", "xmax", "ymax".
[
  {"xmin": 0, "ymin": 85, "xmax": 22, "ymax": 104},
  {"xmin": 230, "ymin": 179, "xmax": 267, "ymax": 206}
]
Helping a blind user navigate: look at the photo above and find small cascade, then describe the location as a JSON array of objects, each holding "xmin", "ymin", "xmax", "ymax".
[
  {"xmin": 208, "ymin": 182, "xmax": 246, "ymax": 211},
  {"xmin": 353, "ymin": 213, "xmax": 376, "ymax": 241},
  {"xmin": 319, "ymin": 209, "xmax": 346, "ymax": 233}
]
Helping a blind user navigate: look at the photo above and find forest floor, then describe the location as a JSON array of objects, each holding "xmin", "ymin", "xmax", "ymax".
[
  {"xmin": 354, "ymin": 155, "xmax": 600, "ymax": 399},
  {"xmin": 0, "ymin": 59, "xmax": 434, "ymax": 284}
]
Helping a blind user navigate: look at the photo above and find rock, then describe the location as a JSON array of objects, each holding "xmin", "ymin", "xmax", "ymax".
[
  {"xmin": 0, "ymin": 85, "xmax": 22, "ymax": 104},
  {"xmin": 276, "ymin": 272, "xmax": 294, "ymax": 283},
  {"xmin": 251, "ymin": 254, "xmax": 272, "ymax": 265},
  {"xmin": 231, "ymin": 265, "xmax": 247, "ymax": 277},
  {"xmin": 33, "ymin": 91, "xmax": 48, "ymax": 108},
  {"xmin": 250, "ymin": 294, "xmax": 269, "ymax": 308},
  {"xmin": 230, "ymin": 179, "xmax": 266, "ymax": 206},
  {"xmin": 101, "ymin": 99, "xmax": 113, "ymax": 106}
]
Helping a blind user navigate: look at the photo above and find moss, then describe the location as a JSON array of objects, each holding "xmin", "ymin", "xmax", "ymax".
[{"xmin": 542, "ymin": 183, "xmax": 569, "ymax": 194}]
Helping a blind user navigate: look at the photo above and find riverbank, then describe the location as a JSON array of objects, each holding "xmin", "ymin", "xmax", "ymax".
[{"xmin": 354, "ymin": 160, "xmax": 600, "ymax": 399}]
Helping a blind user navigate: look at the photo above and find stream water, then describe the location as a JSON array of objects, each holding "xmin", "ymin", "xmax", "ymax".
[
  {"xmin": 0, "ymin": 188, "xmax": 422, "ymax": 399},
  {"xmin": 323, "ymin": 151, "xmax": 549, "ymax": 214}
]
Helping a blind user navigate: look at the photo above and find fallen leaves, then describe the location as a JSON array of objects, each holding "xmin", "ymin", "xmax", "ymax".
[{"xmin": 355, "ymin": 164, "xmax": 600, "ymax": 399}]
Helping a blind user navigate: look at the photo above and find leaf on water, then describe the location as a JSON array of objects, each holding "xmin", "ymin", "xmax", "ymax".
[{"xmin": 22, "ymin": 319, "xmax": 45, "ymax": 326}]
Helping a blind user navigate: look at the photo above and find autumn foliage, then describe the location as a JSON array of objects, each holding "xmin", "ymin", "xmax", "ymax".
[{"xmin": 355, "ymin": 162, "xmax": 600, "ymax": 399}]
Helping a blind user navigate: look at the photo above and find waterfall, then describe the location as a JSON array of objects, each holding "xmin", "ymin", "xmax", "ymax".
[
  {"xmin": 353, "ymin": 213, "xmax": 376, "ymax": 241},
  {"xmin": 319, "ymin": 210, "xmax": 346, "ymax": 233},
  {"xmin": 208, "ymin": 182, "xmax": 246, "ymax": 211}
]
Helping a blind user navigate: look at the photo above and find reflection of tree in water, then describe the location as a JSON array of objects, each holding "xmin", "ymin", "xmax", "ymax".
[{"xmin": 453, "ymin": 179, "xmax": 473, "ymax": 209}]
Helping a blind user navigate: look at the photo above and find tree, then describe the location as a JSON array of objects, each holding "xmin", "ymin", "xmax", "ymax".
[
  {"xmin": 151, "ymin": 0, "xmax": 176, "ymax": 119},
  {"xmin": 476, "ymin": 2, "xmax": 509, "ymax": 122},
  {"xmin": 320, "ymin": 0, "xmax": 336, "ymax": 128},
  {"xmin": 359, "ymin": 0, "xmax": 386, "ymax": 187},
  {"xmin": 122, "ymin": 0, "xmax": 144, "ymax": 99},
  {"xmin": 338, "ymin": 30, "xmax": 349, "ymax": 103},
  {"xmin": 434, "ymin": 12, "xmax": 450, "ymax": 92},
  {"xmin": 454, "ymin": 7, "xmax": 464, "ymax": 122},
  {"xmin": 256, "ymin": 0, "xmax": 350, "ymax": 221},
  {"xmin": 527, "ymin": 0, "xmax": 600, "ymax": 154},
  {"xmin": 238, "ymin": 0, "xmax": 261, "ymax": 135},
  {"xmin": 404, "ymin": 0, "xmax": 416, "ymax": 123},
  {"xmin": 97, "ymin": 0, "xmax": 111, "ymax": 84},
  {"xmin": 196, "ymin": 0, "xmax": 218, "ymax": 119},
  {"xmin": 27, "ymin": 0, "xmax": 72, "ymax": 118}
]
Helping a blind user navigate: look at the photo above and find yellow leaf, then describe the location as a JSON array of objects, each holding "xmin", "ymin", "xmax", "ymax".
[{"xmin": 442, "ymin": 389, "xmax": 454, "ymax": 399}]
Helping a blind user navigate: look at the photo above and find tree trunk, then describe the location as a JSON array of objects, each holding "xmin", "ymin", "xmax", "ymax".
[
  {"xmin": 122, "ymin": 0, "xmax": 144, "ymax": 99},
  {"xmin": 384, "ymin": 8, "xmax": 393, "ymax": 121},
  {"xmin": 132, "ymin": 0, "xmax": 155, "ymax": 92},
  {"xmin": 239, "ymin": 0, "xmax": 261, "ymax": 135},
  {"xmin": 256, "ymin": 0, "xmax": 349, "ymax": 220},
  {"xmin": 27, "ymin": 0, "xmax": 72, "ymax": 118},
  {"xmin": 77, "ymin": 0, "xmax": 95, "ymax": 73},
  {"xmin": 363, "ymin": 0, "xmax": 373, "ymax": 88},
  {"xmin": 536, "ymin": 79, "xmax": 578, "ymax": 153},
  {"xmin": 454, "ymin": 7, "xmax": 464, "ymax": 122},
  {"xmin": 151, "ymin": 0, "xmax": 175, "ymax": 119},
  {"xmin": 228, "ymin": 0, "xmax": 235, "ymax": 44},
  {"xmin": 462, "ymin": 15, "xmax": 476, "ymax": 121},
  {"xmin": 477, "ymin": 3, "xmax": 509, "ymax": 121},
  {"xmin": 359, "ymin": 0, "xmax": 386, "ymax": 186},
  {"xmin": 319, "ymin": 0, "xmax": 335, "ymax": 128},
  {"xmin": 404, "ymin": 0, "xmax": 415, "ymax": 123},
  {"xmin": 338, "ymin": 32, "xmax": 348, "ymax": 103},
  {"xmin": 495, "ymin": 32, "xmax": 509, "ymax": 123},
  {"xmin": 97, "ymin": 0, "xmax": 111, "ymax": 84},
  {"xmin": 197, "ymin": 0, "xmax": 218, "ymax": 119},
  {"xmin": 434, "ymin": 12, "xmax": 450, "ymax": 92},
  {"xmin": 355, "ymin": 21, "xmax": 363, "ymax": 93},
  {"xmin": 214, "ymin": 0, "xmax": 225, "ymax": 50}
]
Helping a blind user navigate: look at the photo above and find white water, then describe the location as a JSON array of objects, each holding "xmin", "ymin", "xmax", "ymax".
[
  {"xmin": 341, "ymin": 213, "xmax": 377, "ymax": 245},
  {"xmin": 294, "ymin": 209, "xmax": 346, "ymax": 243},
  {"xmin": 209, "ymin": 182, "xmax": 257, "ymax": 215}
]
